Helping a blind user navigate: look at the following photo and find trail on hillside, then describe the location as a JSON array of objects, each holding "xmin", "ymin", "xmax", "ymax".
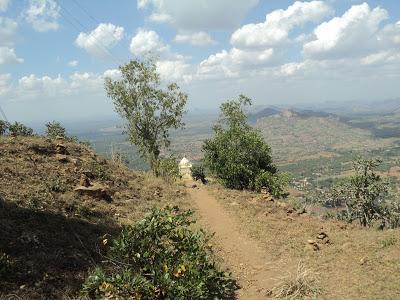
[{"xmin": 188, "ymin": 186, "xmax": 281, "ymax": 299}]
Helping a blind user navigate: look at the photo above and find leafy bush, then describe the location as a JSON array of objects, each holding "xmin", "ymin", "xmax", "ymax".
[
  {"xmin": 203, "ymin": 95, "xmax": 281, "ymax": 191},
  {"xmin": 322, "ymin": 158, "xmax": 400, "ymax": 228},
  {"xmin": 8, "ymin": 122, "xmax": 33, "ymax": 136},
  {"xmin": 255, "ymin": 171, "xmax": 290, "ymax": 198},
  {"xmin": 191, "ymin": 165, "xmax": 207, "ymax": 184},
  {"xmin": 0, "ymin": 120, "xmax": 10, "ymax": 135},
  {"xmin": 158, "ymin": 155, "xmax": 180, "ymax": 182},
  {"xmin": 45, "ymin": 121, "xmax": 67, "ymax": 139},
  {"xmin": 81, "ymin": 206, "xmax": 236, "ymax": 299}
]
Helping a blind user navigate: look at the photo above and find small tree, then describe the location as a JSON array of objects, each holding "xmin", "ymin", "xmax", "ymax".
[
  {"xmin": 45, "ymin": 121, "xmax": 67, "ymax": 139},
  {"xmin": 325, "ymin": 158, "xmax": 391, "ymax": 227},
  {"xmin": 0, "ymin": 120, "xmax": 10, "ymax": 135},
  {"xmin": 105, "ymin": 59, "xmax": 187, "ymax": 176},
  {"xmin": 8, "ymin": 122, "xmax": 33, "ymax": 136},
  {"xmin": 203, "ymin": 95, "xmax": 278, "ymax": 190}
]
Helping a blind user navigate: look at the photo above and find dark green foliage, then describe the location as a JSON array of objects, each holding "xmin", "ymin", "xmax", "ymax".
[
  {"xmin": 105, "ymin": 59, "xmax": 187, "ymax": 176},
  {"xmin": 255, "ymin": 171, "xmax": 290, "ymax": 198},
  {"xmin": 159, "ymin": 155, "xmax": 180, "ymax": 182},
  {"xmin": 81, "ymin": 206, "xmax": 236, "ymax": 299},
  {"xmin": 191, "ymin": 165, "xmax": 207, "ymax": 184},
  {"xmin": 45, "ymin": 121, "xmax": 67, "ymax": 139},
  {"xmin": 0, "ymin": 120, "xmax": 10, "ymax": 135},
  {"xmin": 203, "ymin": 95, "xmax": 279, "ymax": 191},
  {"xmin": 8, "ymin": 122, "xmax": 33, "ymax": 136},
  {"xmin": 322, "ymin": 158, "xmax": 400, "ymax": 228}
]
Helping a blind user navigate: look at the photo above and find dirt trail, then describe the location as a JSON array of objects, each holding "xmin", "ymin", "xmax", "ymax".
[{"xmin": 188, "ymin": 186, "xmax": 281, "ymax": 299}]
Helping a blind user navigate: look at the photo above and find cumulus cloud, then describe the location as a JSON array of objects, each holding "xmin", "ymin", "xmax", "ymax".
[
  {"xmin": 75, "ymin": 23, "xmax": 124, "ymax": 58},
  {"xmin": 0, "ymin": 17, "xmax": 18, "ymax": 47},
  {"xmin": 137, "ymin": 0, "xmax": 258, "ymax": 31},
  {"xmin": 231, "ymin": 1, "xmax": 332, "ymax": 49},
  {"xmin": 198, "ymin": 48, "xmax": 274, "ymax": 79},
  {"xmin": 303, "ymin": 3, "xmax": 388, "ymax": 59},
  {"xmin": 24, "ymin": 0, "xmax": 60, "ymax": 32},
  {"xmin": 129, "ymin": 28, "xmax": 169, "ymax": 56},
  {"xmin": 174, "ymin": 31, "xmax": 215, "ymax": 46},
  {"xmin": 0, "ymin": 46, "xmax": 23, "ymax": 65},
  {"xmin": 156, "ymin": 56, "xmax": 193, "ymax": 83},
  {"xmin": 0, "ymin": 0, "xmax": 10, "ymax": 12}
]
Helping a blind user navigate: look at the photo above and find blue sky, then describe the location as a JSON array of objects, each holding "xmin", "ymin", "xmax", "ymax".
[{"xmin": 0, "ymin": 0, "xmax": 400, "ymax": 122}]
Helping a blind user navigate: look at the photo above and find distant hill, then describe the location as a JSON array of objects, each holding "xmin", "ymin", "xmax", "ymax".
[{"xmin": 248, "ymin": 106, "xmax": 337, "ymax": 123}]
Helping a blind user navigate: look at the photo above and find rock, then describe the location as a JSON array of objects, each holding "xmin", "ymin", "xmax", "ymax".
[
  {"xmin": 79, "ymin": 173, "xmax": 91, "ymax": 187},
  {"xmin": 55, "ymin": 143, "xmax": 67, "ymax": 154},
  {"xmin": 359, "ymin": 257, "xmax": 368, "ymax": 265},
  {"xmin": 297, "ymin": 207, "xmax": 307, "ymax": 215},
  {"xmin": 260, "ymin": 186, "xmax": 268, "ymax": 194},
  {"xmin": 316, "ymin": 231, "xmax": 330, "ymax": 244},
  {"xmin": 55, "ymin": 154, "xmax": 68, "ymax": 162},
  {"xmin": 74, "ymin": 184, "xmax": 111, "ymax": 201},
  {"xmin": 307, "ymin": 239, "xmax": 317, "ymax": 245},
  {"xmin": 192, "ymin": 184, "xmax": 197, "ymax": 188}
]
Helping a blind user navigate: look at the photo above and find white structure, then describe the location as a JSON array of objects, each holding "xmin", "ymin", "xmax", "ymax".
[{"xmin": 179, "ymin": 156, "xmax": 192, "ymax": 180}]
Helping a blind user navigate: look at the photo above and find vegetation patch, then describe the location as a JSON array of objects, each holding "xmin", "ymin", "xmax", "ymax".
[{"xmin": 81, "ymin": 206, "xmax": 236, "ymax": 299}]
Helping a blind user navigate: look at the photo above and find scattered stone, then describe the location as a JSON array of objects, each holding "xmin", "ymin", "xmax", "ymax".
[
  {"xmin": 359, "ymin": 257, "xmax": 368, "ymax": 265},
  {"xmin": 260, "ymin": 186, "xmax": 268, "ymax": 194},
  {"xmin": 153, "ymin": 190, "xmax": 162, "ymax": 197},
  {"xmin": 297, "ymin": 207, "xmax": 307, "ymax": 215},
  {"xmin": 306, "ymin": 239, "xmax": 320, "ymax": 251},
  {"xmin": 192, "ymin": 184, "xmax": 197, "ymax": 188},
  {"xmin": 55, "ymin": 154, "xmax": 68, "ymax": 162},
  {"xmin": 316, "ymin": 231, "xmax": 330, "ymax": 244},
  {"xmin": 55, "ymin": 143, "xmax": 67, "ymax": 154},
  {"xmin": 79, "ymin": 173, "xmax": 91, "ymax": 187},
  {"xmin": 74, "ymin": 184, "xmax": 111, "ymax": 201}
]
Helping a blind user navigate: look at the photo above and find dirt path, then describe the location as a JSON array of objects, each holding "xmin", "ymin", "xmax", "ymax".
[{"xmin": 188, "ymin": 186, "xmax": 281, "ymax": 299}]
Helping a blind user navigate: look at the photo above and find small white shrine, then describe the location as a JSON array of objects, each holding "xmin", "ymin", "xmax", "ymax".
[{"xmin": 179, "ymin": 156, "xmax": 192, "ymax": 180}]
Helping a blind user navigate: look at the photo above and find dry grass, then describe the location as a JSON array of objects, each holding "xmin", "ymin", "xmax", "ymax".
[
  {"xmin": 272, "ymin": 262, "xmax": 320, "ymax": 299},
  {"xmin": 0, "ymin": 136, "xmax": 189, "ymax": 298},
  {"xmin": 210, "ymin": 184, "xmax": 400, "ymax": 299}
]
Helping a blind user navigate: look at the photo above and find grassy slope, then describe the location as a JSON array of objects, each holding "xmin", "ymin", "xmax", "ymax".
[
  {"xmin": 0, "ymin": 136, "xmax": 188, "ymax": 299},
  {"xmin": 209, "ymin": 185, "xmax": 400, "ymax": 299}
]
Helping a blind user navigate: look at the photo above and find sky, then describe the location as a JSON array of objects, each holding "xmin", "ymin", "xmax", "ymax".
[{"xmin": 0, "ymin": 0, "xmax": 399, "ymax": 122}]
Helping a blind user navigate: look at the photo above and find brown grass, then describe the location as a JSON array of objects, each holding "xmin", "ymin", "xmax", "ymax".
[
  {"xmin": 209, "ymin": 184, "xmax": 400, "ymax": 299},
  {"xmin": 0, "ymin": 136, "xmax": 189, "ymax": 299},
  {"xmin": 272, "ymin": 262, "xmax": 320, "ymax": 299}
]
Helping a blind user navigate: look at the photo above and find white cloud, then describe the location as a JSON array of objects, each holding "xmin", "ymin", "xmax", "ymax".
[
  {"xmin": 174, "ymin": 31, "xmax": 215, "ymax": 46},
  {"xmin": 304, "ymin": 3, "xmax": 388, "ymax": 59},
  {"xmin": 68, "ymin": 60, "xmax": 79, "ymax": 67},
  {"xmin": 103, "ymin": 68, "xmax": 122, "ymax": 80},
  {"xmin": 75, "ymin": 23, "xmax": 124, "ymax": 58},
  {"xmin": 0, "ymin": 47, "xmax": 23, "ymax": 65},
  {"xmin": 0, "ymin": 17, "xmax": 18, "ymax": 47},
  {"xmin": 0, "ymin": 0, "xmax": 10, "ymax": 12},
  {"xmin": 231, "ymin": 1, "xmax": 332, "ymax": 49},
  {"xmin": 24, "ymin": 0, "xmax": 60, "ymax": 32},
  {"xmin": 156, "ymin": 56, "xmax": 193, "ymax": 83},
  {"xmin": 198, "ymin": 47, "xmax": 274, "ymax": 79},
  {"xmin": 129, "ymin": 28, "xmax": 168, "ymax": 56},
  {"xmin": 137, "ymin": 0, "xmax": 259, "ymax": 31}
]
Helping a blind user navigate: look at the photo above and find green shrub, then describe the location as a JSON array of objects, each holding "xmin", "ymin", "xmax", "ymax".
[
  {"xmin": 321, "ymin": 158, "xmax": 400, "ymax": 228},
  {"xmin": 45, "ymin": 121, "xmax": 67, "ymax": 139},
  {"xmin": 81, "ymin": 206, "xmax": 236, "ymax": 299},
  {"xmin": 0, "ymin": 120, "xmax": 10, "ymax": 135},
  {"xmin": 8, "ymin": 122, "xmax": 33, "ymax": 136},
  {"xmin": 158, "ymin": 155, "xmax": 180, "ymax": 182},
  {"xmin": 254, "ymin": 171, "xmax": 290, "ymax": 198},
  {"xmin": 191, "ymin": 165, "xmax": 207, "ymax": 184},
  {"xmin": 203, "ymin": 95, "xmax": 282, "ymax": 191}
]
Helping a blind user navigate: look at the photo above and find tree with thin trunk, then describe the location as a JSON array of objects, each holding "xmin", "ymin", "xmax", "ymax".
[{"xmin": 105, "ymin": 59, "xmax": 187, "ymax": 176}]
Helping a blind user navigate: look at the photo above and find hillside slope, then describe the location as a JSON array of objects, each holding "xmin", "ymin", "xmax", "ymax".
[{"xmin": 0, "ymin": 136, "xmax": 187, "ymax": 299}]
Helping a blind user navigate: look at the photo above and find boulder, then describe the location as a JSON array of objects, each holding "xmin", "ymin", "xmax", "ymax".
[
  {"xmin": 74, "ymin": 183, "xmax": 111, "ymax": 201},
  {"xmin": 55, "ymin": 154, "xmax": 68, "ymax": 162}
]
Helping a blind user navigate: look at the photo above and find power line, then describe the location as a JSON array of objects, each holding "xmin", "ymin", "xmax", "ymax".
[
  {"xmin": 58, "ymin": 2, "xmax": 124, "ymax": 65},
  {"xmin": 0, "ymin": 105, "xmax": 8, "ymax": 122}
]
